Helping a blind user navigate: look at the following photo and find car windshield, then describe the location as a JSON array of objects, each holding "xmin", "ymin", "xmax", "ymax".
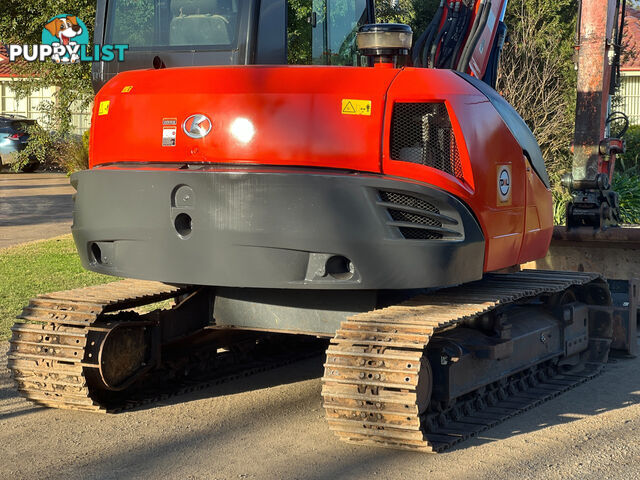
[{"xmin": 106, "ymin": 0, "xmax": 244, "ymax": 49}]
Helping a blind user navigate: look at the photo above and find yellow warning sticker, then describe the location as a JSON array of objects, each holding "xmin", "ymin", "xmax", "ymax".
[
  {"xmin": 121, "ymin": 86, "xmax": 133, "ymax": 93},
  {"xmin": 98, "ymin": 100, "xmax": 110, "ymax": 116},
  {"xmin": 341, "ymin": 99, "xmax": 372, "ymax": 116}
]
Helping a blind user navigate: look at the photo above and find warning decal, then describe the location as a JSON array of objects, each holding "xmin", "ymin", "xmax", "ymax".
[
  {"xmin": 162, "ymin": 118, "xmax": 177, "ymax": 147},
  {"xmin": 98, "ymin": 101, "xmax": 110, "ymax": 116},
  {"xmin": 341, "ymin": 99, "xmax": 372, "ymax": 116},
  {"xmin": 497, "ymin": 164, "xmax": 512, "ymax": 206},
  {"xmin": 121, "ymin": 86, "xmax": 133, "ymax": 93}
]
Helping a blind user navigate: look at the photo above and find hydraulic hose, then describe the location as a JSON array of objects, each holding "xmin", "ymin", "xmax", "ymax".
[
  {"xmin": 412, "ymin": 24, "xmax": 434, "ymax": 66},
  {"xmin": 437, "ymin": 1, "xmax": 462, "ymax": 68},
  {"xmin": 618, "ymin": 0, "xmax": 626, "ymax": 46},
  {"xmin": 415, "ymin": 0, "xmax": 445, "ymax": 67},
  {"xmin": 456, "ymin": 0, "xmax": 485, "ymax": 71},
  {"xmin": 457, "ymin": 0, "xmax": 491, "ymax": 73},
  {"xmin": 429, "ymin": 5, "xmax": 453, "ymax": 67},
  {"xmin": 450, "ymin": 5, "xmax": 472, "ymax": 68},
  {"xmin": 420, "ymin": 0, "xmax": 445, "ymax": 67},
  {"xmin": 447, "ymin": 0, "xmax": 475, "ymax": 69},
  {"xmin": 610, "ymin": 0, "xmax": 626, "ymax": 94},
  {"xmin": 444, "ymin": 3, "xmax": 471, "ymax": 69}
]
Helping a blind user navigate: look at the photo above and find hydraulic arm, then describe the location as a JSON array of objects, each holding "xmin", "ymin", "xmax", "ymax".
[{"xmin": 564, "ymin": 0, "xmax": 628, "ymax": 229}]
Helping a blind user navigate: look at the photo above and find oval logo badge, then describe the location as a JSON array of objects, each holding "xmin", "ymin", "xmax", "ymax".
[
  {"xmin": 499, "ymin": 168, "xmax": 510, "ymax": 196},
  {"xmin": 497, "ymin": 165, "xmax": 512, "ymax": 206},
  {"xmin": 182, "ymin": 114, "xmax": 212, "ymax": 139}
]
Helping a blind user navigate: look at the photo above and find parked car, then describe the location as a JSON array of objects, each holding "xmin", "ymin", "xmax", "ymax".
[{"xmin": 0, "ymin": 115, "xmax": 39, "ymax": 171}]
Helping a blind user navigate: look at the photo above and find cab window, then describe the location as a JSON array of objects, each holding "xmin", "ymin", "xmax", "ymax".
[
  {"xmin": 287, "ymin": 0, "xmax": 369, "ymax": 65},
  {"xmin": 107, "ymin": 0, "xmax": 243, "ymax": 49}
]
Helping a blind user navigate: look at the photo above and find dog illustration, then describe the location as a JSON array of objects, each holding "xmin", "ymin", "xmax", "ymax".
[{"xmin": 44, "ymin": 16, "xmax": 83, "ymax": 63}]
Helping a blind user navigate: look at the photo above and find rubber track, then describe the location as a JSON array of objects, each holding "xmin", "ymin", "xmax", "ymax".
[
  {"xmin": 322, "ymin": 270, "xmax": 606, "ymax": 452},
  {"xmin": 8, "ymin": 280, "xmax": 190, "ymax": 411}
]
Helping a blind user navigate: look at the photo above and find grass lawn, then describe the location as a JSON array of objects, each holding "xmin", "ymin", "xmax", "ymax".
[{"xmin": 0, "ymin": 235, "xmax": 118, "ymax": 340}]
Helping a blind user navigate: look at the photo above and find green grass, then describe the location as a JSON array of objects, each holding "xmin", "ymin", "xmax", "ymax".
[{"xmin": 0, "ymin": 235, "xmax": 118, "ymax": 340}]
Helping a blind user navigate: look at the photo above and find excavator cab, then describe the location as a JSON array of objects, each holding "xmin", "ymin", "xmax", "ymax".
[{"xmin": 92, "ymin": 0, "xmax": 375, "ymax": 91}]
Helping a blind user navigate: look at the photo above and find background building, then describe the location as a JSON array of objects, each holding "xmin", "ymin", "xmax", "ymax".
[
  {"xmin": 0, "ymin": 45, "xmax": 90, "ymax": 135},
  {"xmin": 619, "ymin": 7, "xmax": 640, "ymax": 125}
]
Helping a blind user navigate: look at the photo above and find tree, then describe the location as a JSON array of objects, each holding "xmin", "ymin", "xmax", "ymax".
[
  {"xmin": 497, "ymin": 0, "xmax": 577, "ymax": 177},
  {"xmin": 0, "ymin": 0, "xmax": 96, "ymax": 167},
  {"xmin": 494, "ymin": 0, "xmax": 578, "ymax": 223},
  {"xmin": 376, "ymin": 0, "xmax": 440, "ymax": 33}
]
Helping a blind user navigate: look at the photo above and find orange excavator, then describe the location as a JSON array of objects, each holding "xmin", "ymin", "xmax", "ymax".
[{"xmin": 8, "ymin": 0, "xmax": 636, "ymax": 452}]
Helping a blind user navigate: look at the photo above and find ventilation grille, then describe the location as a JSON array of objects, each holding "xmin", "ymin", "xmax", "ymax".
[
  {"xmin": 379, "ymin": 191, "xmax": 444, "ymax": 240},
  {"xmin": 390, "ymin": 103, "xmax": 464, "ymax": 180},
  {"xmin": 379, "ymin": 191, "xmax": 439, "ymax": 214},
  {"xmin": 388, "ymin": 209, "xmax": 440, "ymax": 228}
]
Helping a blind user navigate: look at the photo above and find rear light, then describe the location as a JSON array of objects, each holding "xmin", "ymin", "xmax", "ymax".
[{"xmin": 9, "ymin": 133, "xmax": 25, "ymax": 140}]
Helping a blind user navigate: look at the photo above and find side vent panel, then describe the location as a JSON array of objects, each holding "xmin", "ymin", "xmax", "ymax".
[
  {"xmin": 378, "ymin": 190, "xmax": 463, "ymax": 241},
  {"xmin": 390, "ymin": 102, "xmax": 464, "ymax": 180}
]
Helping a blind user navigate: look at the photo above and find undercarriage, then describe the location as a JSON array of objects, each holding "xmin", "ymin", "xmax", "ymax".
[{"xmin": 8, "ymin": 270, "xmax": 619, "ymax": 451}]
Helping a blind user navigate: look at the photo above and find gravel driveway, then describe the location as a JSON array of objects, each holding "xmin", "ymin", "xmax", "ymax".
[{"xmin": 0, "ymin": 341, "xmax": 638, "ymax": 480}]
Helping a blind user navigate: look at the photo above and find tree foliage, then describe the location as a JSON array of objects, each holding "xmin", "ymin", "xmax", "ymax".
[
  {"xmin": 376, "ymin": 0, "xmax": 439, "ymax": 33},
  {"xmin": 618, "ymin": 125, "xmax": 640, "ymax": 174},
  {"xmin": 613, "ymin": 170, "xmax": 640, "ymax": 224},
  {"xmin": 109, "ymin": 0, "xmax": 155, "ymax": 48},
  {"xmin": 0, "ymin": 0, "xmax": 95, "ymax": 167},
  {"xmin": 287, "ymin": 0, "xmax": 313, "ymax": 64},
  {"xmin": 497, "ymin": 0, "xmax": 577, "ymax": 177},
  {"xmin": 494, "ymin": 0, "xmax": 578, "ymax": 224}
]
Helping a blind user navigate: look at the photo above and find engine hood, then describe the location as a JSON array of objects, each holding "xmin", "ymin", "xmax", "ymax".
[{"xmin": 89, "ymin": 65, "xmax": 400, "ymax": 172}]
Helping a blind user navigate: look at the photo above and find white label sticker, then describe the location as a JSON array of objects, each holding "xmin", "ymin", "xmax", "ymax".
[{"xmin": 162, "ymin": 126, "xmax": 176, "ymax": 147}]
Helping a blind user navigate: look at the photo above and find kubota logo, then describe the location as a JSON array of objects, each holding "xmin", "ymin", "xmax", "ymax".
[{"xmin": 182, "ymin": 114, "xmax": 212, "ymax": 139}]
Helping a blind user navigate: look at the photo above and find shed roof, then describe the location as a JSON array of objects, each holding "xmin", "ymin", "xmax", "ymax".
[
  {"xmin": 0, "ymin": 45, "xmax": 13, "ymax": 77},
  {"xmin": 623, "ymin": 7, "xmax": 640, "ymax": 71}
]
